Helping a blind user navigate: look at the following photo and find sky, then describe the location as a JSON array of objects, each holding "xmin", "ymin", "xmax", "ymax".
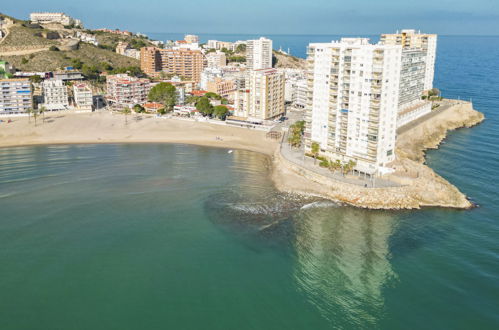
[{"xmin": 2, "ymin": 0, "xmax": 499, "ymax": 35}]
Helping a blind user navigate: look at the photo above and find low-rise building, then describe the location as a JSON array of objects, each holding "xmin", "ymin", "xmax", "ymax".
[
  {"xmin": 184, "ymin": 35, "xmax": 199, "ymax": 44},
  {"xmin": 30, "ymin": 12, "xmax": 82, "ymax": 27},
  {"xmin": 73, "ymin": 83, "xmax": 93, "ymax": 110},
  {"xmin": 0, "ymin": 78, "xmax": 32, "ymax": 114},
  {"xmin": 106, "ymin": 74, "xmax": 151, "ymax": 106},
  {"xmin": 42, "ymin": 79, "xmax": 69, "ymax": 110}
]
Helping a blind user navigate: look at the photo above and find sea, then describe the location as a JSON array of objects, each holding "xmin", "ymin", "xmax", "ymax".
[{"xmin": 0, "ymin": 35, "xmax": 498, "ymax": 329}]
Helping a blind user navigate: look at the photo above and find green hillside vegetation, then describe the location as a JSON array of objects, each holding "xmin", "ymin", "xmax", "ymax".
[
  {"xmin": 2, "ymin": 43, "xmax": 139, "ymax": 72},
  {"xmin": 91, "ymin": 31, "xmax": 154, "ymax": 50}
]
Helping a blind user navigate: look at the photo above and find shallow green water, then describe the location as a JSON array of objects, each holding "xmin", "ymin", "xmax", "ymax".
[{"xmin": 0, "ymin": 143, "xmax": 497, "ymax": 330}]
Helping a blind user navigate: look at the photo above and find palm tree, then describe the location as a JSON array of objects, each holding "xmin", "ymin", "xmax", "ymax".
[
  {"xmin": 26, "ymin": 108, "xmax": 33, "ymax": 123},
  {"xmin": 39, "ymin": 106, "xmax": 46, "ymax": 124},
  {"xmin": 32, "ymin": 108, "xmax": 39, "ymax": 126},
  {"xmin": 329, "ymin": 159, "xmax": 342, "ymax": 174},
  {"xmin": 123, "ymin": 107, "xmax": 131, "ymax": 125},
  {"xmin": 311, "ymin": 142, "xmax": 320, "ymax": 165}
]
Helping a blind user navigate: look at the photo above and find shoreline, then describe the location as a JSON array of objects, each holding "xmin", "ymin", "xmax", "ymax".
[
  {"xmin": 0, "ymin": 100, "xmax": 485, "ymax": 210},
  {"xmin": 271, "ymin": 100, "xmax": 485, "ymax": 210}
]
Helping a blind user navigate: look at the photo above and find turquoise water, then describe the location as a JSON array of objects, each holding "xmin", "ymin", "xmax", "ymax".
[{"xmin": 1, "ymin": 36, "xmax": 499, "ymax": 329}]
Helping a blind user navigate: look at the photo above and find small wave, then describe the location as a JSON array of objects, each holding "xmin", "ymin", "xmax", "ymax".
[{"xmin": 300, "ymin": 201, "xmax": 338, "ymax": 210}]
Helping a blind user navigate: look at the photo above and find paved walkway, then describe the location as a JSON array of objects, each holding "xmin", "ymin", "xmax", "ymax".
[
  {"xmin": 279, "ymin": 133, "xmax": 402, "ymax": 188},
  {"xmin": 397, "ymin": 101, "xmax": 462, "ymax": 135}
]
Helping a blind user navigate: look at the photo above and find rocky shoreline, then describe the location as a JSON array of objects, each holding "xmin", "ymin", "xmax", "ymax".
[{"xmin": 271, "ymin": 100, "xmax": 485, "ymax": 210}]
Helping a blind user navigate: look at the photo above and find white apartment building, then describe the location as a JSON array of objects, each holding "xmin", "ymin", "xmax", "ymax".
[
  {"xmin": 73, "ymin": 83, "xmax": 93, "ymax": 110},
  {"xmin": 246, "ymin": 37, "xmax": 273, "ymax": 70},
  {"xmin": 184, "ymin": 35, "xmax": 199, "ymax": 44},
  {"xmin": 30, "ymin": 12, "xmax": 82, "ymax": 27},
  {"xmin": 305, "ymin": 38, "xmax": 402, "ymax": 175},
  {"xmin": 380, "ymin": 29, "xmax": 437, "ymax": 90},
  {"xmin": 234, "ymin": 68, "xmax": 285, "ymax": 121},
  {"xmin": 106, "ymin": 74, "xmax": 151, "ymax": 106},
  {"xmin": 42, "ymin": 79, "xmax": 69, "ymax": 110},
  {"xmin": 206, "ymin": 51, "xmax": 227, "ymax": 68},
  {"xmin": 0, "ymin": 78, "xmax": 32, "ymax": 114}
]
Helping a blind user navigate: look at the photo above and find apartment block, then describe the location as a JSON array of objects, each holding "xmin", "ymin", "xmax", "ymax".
[
  {"xmin": 380, "ymin": 29, "xmax": 437, "ymax": 90},
  {"xmin": 30, "ymin": 12, "xmax": 82, "ymax": 27},
  {"xmin": 184, "ymin": 35, "xmax": 199, "ymax": 44},
  {"xmin": 106, "ymin": 74, "xmax": 151, "ymax": 106},
  {"xmin": 206, "ymin": 51, "xmax": 227, "ymax": 68},
  {"xmin": 140, "ymin": 47, "xmax": 205, "ymax": 83},
  {"xmin": 0, "ymin": 78, "xmax": 32, "ymax": 114},
  {"xmin": 42, "ymin": 79, "xmax": 69, "ymax": 109},
  {"xmin": 206, "ymin": 78, "xmax": 235, "ymax": 98},
  {"xmin": 73, "ymin": 83, "xmax": 93, "ymax": 110},
  {"xmin": 305, "ymin": 38, "xmax": 402, "ymax": 175},
  {"xmin": 246, "ymin": 37, "xmax": 273, "ymax": 70},
  {"xmin": 234, "ymin": 68, "xmax": 285, "ymax": 121}
]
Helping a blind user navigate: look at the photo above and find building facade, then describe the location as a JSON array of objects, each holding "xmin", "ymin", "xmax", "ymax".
[
  {"xmin": 304, "ymin": 38, "xmax": 402, "ymax": 175},
  {"xmin": 246, "ymin": 37, "xmax": 273, "ymax": 70},
  {"xmin": 0, "ymin": 78, "xmax": 32, "ymax": 114},
  {"xmin": 73, "ymin": 83, "xmax": 93, "ymax": 110},
  {"xmin": 30, "ymin": 12, "xmax": 82, "ymax": 27},
  {"xmin": 206, "ymin": 78, "xmax": 236, "ymax": 98},
  {"xmin": 42, "ymin": 79, "xmax": 69, "ymax": 109},
  {"xmin": 140, "ymin": 47, "xmax": 205, "ymax": 83},
  {"xmin": 106, "ymin": 74, "xmax": 151, "ymax": 106},
  {"xmin": 380, "ymin": 29, "xmax": 437, "ymax": 90},
  {"xmin": 234, "ymin": 68, "xmax": 285, "ymax": 121},
  {"xmin": 184, "ymin": 35, "xmax": 199, "ymax": 44},
  {"xmin": 206, "ymin": 51, "xmax": 227, "ymax": 68}
]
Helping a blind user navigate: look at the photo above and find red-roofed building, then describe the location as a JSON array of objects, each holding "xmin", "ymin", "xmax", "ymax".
[
  {"xmin": 191, "ymin": 90, "xmax": 207, "ymax": 97},
  {"xmin": 143, "ymin": 102, "xmax": 164, "ymax": 113}
]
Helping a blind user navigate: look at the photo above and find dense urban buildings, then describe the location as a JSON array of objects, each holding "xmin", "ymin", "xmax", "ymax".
[
  {"xmin": 140, "ymin": 47, "xmax": 205, "ymax": 83},
  {"xmin": 246, "ymin": 37, "xmax": 273, "ymax": 70},
  {"xmin": 234, "ymin": 68, "xmax": 285, "ymax": 121},
  {"xmin": 206, "ymin": 51, "xmax": 227, "ymax": 68},
  {"xmin": 30, "ymin": 12, "xmax": 82, "ymax": 27},
  {"xmin": 106, "ymin": 74, "xmax": 151, "ymax": 106},
  {"xmin": 380, "ymin": 29, "xmax": 437, "ymax": 90},
  {"xmin": 0, "ymin": 78, "xmax": 32, "ymax": 114},
  {"xmin": 42, "ymin": 79, "xmax": 69, "ymax": 110},
  {"xmin": 206, "ymin": 78, "xmax": 236, "ymax": 99},
  {"xmin": 304, "ymin": 38, "xmax": 403, "ymax": 175}
]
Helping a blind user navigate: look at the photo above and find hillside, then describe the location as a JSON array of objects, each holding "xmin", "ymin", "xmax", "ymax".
[
  {"xmin": 273, "ymin": 50, "xmax": 306, "ymax": 70},
  {"xmin": 0, "ymin": 14, "xmax": 142, "ymax": 72}
]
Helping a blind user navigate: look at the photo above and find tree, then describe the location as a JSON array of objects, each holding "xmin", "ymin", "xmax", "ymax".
[
  {"xmin": 213, "ymin": 105, "xmax": 229, "ymax": 120},
  {"xmin": 29, "ymin": 75, "xmax": 42, "ymax": 84},
  {"xmin": 71, "ymin": 58, "xmax": 83, "ymax": 70},
  {"xmin": 195, "ymin": 97, "xmax": 214, "ymax": 117},
  {"xmin": 39, "ymin": 106, "xmax": 46, "ymax": 124},
  {"xmin": 235, "ymin": 44, "xmax": 246, "ymax": 53},
  {"xmin": 26, "ymin": 108, "xmax": 33, "ymax": 123},
  {"xmin": 311, "ymin": 142, "xmax": 320, "ymax": 164},
  {"xmin": 329, "ymin": 160, "xmax": 342, "ymax": 174},
  {"xmin": 123, "ymin": 107, "xmax": 131, "ymax": 124},
  {"xmin": 205, "ymin": 92, "xmax": 222, "ymax": 100},
  {"xmin": 148, "ymin": 82, "xmax": 176, "ymax": 112},
  {"xmin": 133, "ymin": 104, "xmax": 145, "ymax": 113},
  {"xmin": 32, "ymin": 108, "xmax": 39, "ymax": 126}
]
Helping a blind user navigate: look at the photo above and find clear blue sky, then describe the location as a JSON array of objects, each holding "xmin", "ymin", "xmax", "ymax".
[{"xmin": 2, "ymin": 0, "xmax": 498, "ymax": 35}]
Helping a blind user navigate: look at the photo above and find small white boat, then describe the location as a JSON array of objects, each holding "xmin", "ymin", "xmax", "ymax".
[{"xmin": 228, "ymin": 150, "xmax": 233, "ymax": 154}]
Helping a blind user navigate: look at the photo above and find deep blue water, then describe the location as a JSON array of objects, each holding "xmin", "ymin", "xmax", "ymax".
[{"xmin": 0, "ymin": 36, "xmax": 498, "ymax": 329}]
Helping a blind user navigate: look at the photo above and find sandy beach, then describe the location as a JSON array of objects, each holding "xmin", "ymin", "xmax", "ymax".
[
  {"xmin": 0, "ymin": 101, "xmax": 485, "ymax": 209},
  {"xmin": 0, "ymin": 111, "xmax": 279, "ymax": 156}
]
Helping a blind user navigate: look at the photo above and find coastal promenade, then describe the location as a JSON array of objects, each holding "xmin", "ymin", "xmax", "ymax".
[{"xmin": 279, "ymin": 133, "xmax": 401, "ymax": 188}]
